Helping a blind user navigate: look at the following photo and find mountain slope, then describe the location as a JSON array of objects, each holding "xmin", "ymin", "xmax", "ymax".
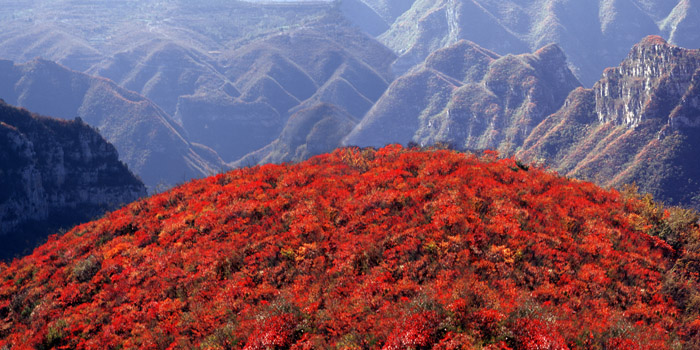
[
  {"xmin": 344, "ymin": 40, "xmax": 581, "ymax": 154},
  {"xmin": 369, "ymin": 0, "xmax": 700, "ymax": 86},
  {"xmin": 0, "ymin": 59, "xmax": 226, "ymax": 188},
  {"xmin": 0, "ymin": 1, "xmax": 395, "ymax": 167},
  {"xmin": 1, "ymin": 145, "xmax": 699, "ymax": 348},
  {"xmin": 518, "ymin": 36, "xmax": 700, "ymax": 209},
  {"xmin": 232, "ymin": 103, "xmax": 358, "ymax": 167},
  {"xmin": 188, "ymin": 15, "xmax": 395, "ymax": 163},
  {"xmin": 0, "ymin": 100, "xmax": 145, "ymax": 260}
]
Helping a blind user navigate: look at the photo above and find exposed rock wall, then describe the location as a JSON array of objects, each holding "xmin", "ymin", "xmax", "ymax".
[
  {"xmin": 594, "ymin": 36, "xmax": 700, "ymax": 128},
  {"xmin": 519, "ymin": 36, "xmax": 700, "ymax": 209},
  {"xmin": 0, "ymin": 100, "xmax": 146, "ymax": 259}
]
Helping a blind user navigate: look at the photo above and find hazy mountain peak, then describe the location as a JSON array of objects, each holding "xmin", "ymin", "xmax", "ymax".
[{"xmin": 533, "ymin": 43, "xmax": 567, "ymax": 64}]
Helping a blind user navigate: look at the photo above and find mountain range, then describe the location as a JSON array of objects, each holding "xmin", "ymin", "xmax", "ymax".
[
  {"xmin": 1, "ymin": 0, "xmax": 700, "ymax": 347},
  {"xmin": 3, "ymin": 1, "xmax": 699, "ymax": 208},
  {"xmin": 0, "ymin": 2, "xmax": 698, "ymax": 244},
  {"xmin": 0, "ymin": 1, "xmax": 395, "ymax": 173},
  {"xmin": 344, "ymin": 40, "xmax": 582, "ymax": 156},
  {"xmin": 0, "ymin": 58, "xmax": 226, "ymax": 189},
  {"xmin": 344, "ymin": 0, "xmax": 700, "ymax": 86}
]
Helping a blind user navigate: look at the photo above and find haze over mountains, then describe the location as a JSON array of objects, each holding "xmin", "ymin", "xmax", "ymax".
[
  {"xmin": 345, "ymin": 40, "xmax": 582, "ymax": 155},
  {"xmin": 345, "ymin": 0, "xmax": 700, "ymax": 86},
  {"xmin": 0, "ymin": 1, "xmax": 397, "ymax": 181},
  {"xmin": 0, "ymin": 58, "xmax": 226, "ymax": 189}
]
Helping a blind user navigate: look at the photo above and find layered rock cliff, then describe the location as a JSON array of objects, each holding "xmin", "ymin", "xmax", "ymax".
[
  {"xmin": 595, "ymin": 35, "xmax": 700, "ymax": 128},
  {"xmin": 519, "ymin": 36, "xmax": 700, "ymax": 208},
  {"xmin": 0, "ymin": 100, "xmax": 145, "ymax": 259}
]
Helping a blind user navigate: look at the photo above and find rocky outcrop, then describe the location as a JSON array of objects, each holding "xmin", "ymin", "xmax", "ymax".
[
  {"xmin": 519, "ymin": 36, "xmax": 700, "ymax": 208},
  {"xmin": 594, "ymin": 36, "xmax": 700, "ymax": 128},
  {"xmin": 0, "ymin": 100, "xmax": 145, "ymax": 259}
]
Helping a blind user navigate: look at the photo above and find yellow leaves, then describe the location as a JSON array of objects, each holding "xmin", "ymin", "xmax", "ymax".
[
  {"xmin": 490, "ymin": 245, "xmax": 515, "ymax": 265},
  {"xmin": 105, "ymin": 242, "xmax": 130, "ymax": 259},
  {"xmin": 424, "ymin": 241, "xmax": 439, "ymax": 256},
  {"xmin": 295, "ymin": 243, "xmax": 318, "ymax": 263}
]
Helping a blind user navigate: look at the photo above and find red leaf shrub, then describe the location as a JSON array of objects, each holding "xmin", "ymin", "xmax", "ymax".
[{"xmin": 0, "ymin": 145, "xmax": 698, "ymax": 349}]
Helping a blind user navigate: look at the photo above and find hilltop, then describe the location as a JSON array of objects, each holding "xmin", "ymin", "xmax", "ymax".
[{"xmin": 1, "ymin": 146, "xmax": 699, "ymax": 349}]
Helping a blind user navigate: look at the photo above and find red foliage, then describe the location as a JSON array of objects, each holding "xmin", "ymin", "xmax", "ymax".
[
  {"xmin": 0, "ymin": 145, "xmax": 697, "ymax": 349},
  {"xmin": 513, "ymin": 318, "xmax": 568, "ymax": 350},
  {"xmin": 243, "ymin": 314, "xmax": 298, "ymax": 350},
  {"xmin": 383, "ymin": 311, "xmax": 441, "ymax": 349}
]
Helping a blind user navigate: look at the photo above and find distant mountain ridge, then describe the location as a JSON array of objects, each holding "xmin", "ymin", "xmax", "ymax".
[
  {"xmin": 0, "ymin": 58, "xmax": 227, "ymax": 189},
  {"xmin": 183, "ymin": 20, "xmax": 395, "ymax": 163},
  {"xmin": 345, "ymin": 0, "xmax": 700, "ymax": 86},
  {"xmin": 0, "ymin": 100, "xmax": 145, "ymax": 260},
  {"xmin": 344, "ymin": 40, "xmax": 582, "ymax": 155},
  {"xmin": 518, "ymin": 35, "xmax": 700, "ymax": 208},
  {"xmin": 0, "ymin": 1, "xmax": 395, "ymax": 170}
]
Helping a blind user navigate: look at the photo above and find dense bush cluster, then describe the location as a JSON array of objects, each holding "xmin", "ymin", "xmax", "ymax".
[{"xmin": 0, "ymin": 145, "xmax": 698, "ymax": 349}]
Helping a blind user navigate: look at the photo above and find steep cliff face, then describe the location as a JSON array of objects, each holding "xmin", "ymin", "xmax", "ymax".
[
  {"xmin": 344, "ymin": 40, "xmax": 581, "ymax": 155},
  {"xmin": 0, "ymin": 100, "xmax": 145, "ymax": 260},
  {"xmin": 594, "ymin": 36, "xmax": 700, "ymax": 128},
  {"xmin": 519, "ymin": 36, "xmax": 700, "ymax": 208}
]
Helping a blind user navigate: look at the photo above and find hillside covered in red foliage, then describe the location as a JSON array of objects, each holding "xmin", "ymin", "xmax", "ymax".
[{"xmin": 1, "ymin": 145, "xmax": 700, "ymax": 349}]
